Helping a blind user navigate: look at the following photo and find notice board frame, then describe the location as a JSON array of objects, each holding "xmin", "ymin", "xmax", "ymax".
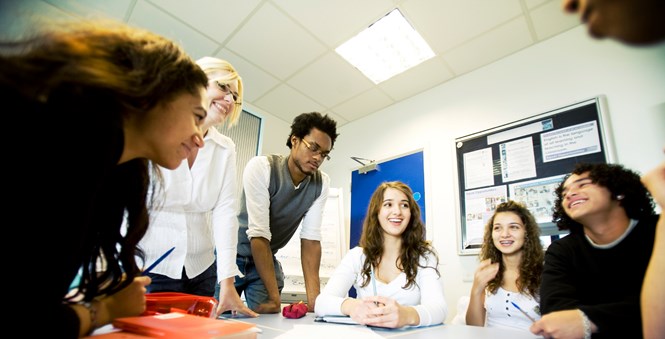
[{"xmin": 453, "ymin": 96, "xmax": 616, "ymax": 255}]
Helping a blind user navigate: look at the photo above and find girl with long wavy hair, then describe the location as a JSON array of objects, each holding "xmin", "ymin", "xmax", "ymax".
[
  {"xmin": 315, "ymin": 181, "xmax": 447, "ymax": 328},
  {"xmin": 466, "ymin": 201, "xmax": 543, "ymax": 334}
]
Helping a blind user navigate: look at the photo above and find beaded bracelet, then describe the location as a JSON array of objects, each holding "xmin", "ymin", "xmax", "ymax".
[
  {"xmin": 82, "ymin": 301, "xmax": 98, "ymax": 335},
  {"xmin": 578, "ymin": 309, "xmax": 592, "ymax": 339}
]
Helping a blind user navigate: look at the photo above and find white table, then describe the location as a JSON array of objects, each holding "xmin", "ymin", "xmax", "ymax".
[
  {"xmin": 222, "ymin": 312, "xmax": 542, "ymax": 338},
  {"xmin": 91, "ymin": 311, "xmax": 541, "ymax": 338}
]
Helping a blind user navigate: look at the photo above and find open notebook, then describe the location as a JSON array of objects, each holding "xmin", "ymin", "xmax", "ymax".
[
  {"xmin": 113, "ymin": 313, "xmax": 259, "ymax": 339},
  {"xmin": 314, "ymin": 315, "xmax": 360, "ymax": 325}
]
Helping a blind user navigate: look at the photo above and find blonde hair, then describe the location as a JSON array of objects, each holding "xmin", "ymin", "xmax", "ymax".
[{"xmin": 196, "ymin": 56, "xmax": 243, "ymax": 127}]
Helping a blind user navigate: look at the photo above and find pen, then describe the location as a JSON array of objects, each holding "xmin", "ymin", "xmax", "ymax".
[
  {"xmin": 142, "ymin": 246, "xmax": 175, "ymax": 276},
  {"xmin": 510, "ymin": 301, "xmax": 536, "ymax": 323}
]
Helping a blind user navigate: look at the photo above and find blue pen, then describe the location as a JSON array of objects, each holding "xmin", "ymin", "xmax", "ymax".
[
  {"xmin": 510, "ymin": 301, "xmax": 536, "ymax": 323},
  {"xmin": 142, "ymin": 246, "xmax": 175, "ymax": 276}
]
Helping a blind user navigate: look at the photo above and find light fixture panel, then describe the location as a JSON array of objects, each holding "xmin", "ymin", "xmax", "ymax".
[{"xmin": 336, "ymin": 8, "xmax": 435, "ymax": 84}]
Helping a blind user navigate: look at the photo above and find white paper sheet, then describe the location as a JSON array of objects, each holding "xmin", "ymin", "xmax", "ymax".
[{"xmin": 274, "ymin": 324, "xmax": 384, "ymax": 339}]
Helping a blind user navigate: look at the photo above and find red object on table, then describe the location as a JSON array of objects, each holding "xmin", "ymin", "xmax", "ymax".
[{"xmin": 282, "ymin": 301, "xmax": 308, "ymax": 319}]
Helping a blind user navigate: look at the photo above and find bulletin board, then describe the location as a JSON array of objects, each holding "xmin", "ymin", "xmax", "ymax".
[{"xmin": 453, "ymin": 97, "xmax": 616, "ymax": 255}]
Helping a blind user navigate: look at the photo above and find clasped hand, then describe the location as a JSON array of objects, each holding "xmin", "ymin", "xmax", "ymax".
[{"xmin": 349, "ymin": 296, "xmax": 406, "ymax": 328}]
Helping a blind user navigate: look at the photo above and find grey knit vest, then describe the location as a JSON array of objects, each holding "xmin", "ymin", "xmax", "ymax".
[{"xmin": 237, "ymin": 154, "xmax": 322, "ymax": 257}]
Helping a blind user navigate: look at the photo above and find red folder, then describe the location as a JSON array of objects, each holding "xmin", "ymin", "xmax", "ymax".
[
  {"xmin": 112, "ymin": 313, "xmax": 258, "ymax": 339},
  {"xmin": 86, "ymin": 331, "xmax": 152, "ymax": 338},
  {"xmin": 142, "ymin": 292, "xmax": 218, "ymax": 318}
]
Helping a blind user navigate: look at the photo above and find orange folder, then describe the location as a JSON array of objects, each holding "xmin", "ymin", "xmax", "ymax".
[{"xmin": 112, "ymin": 313, "xmax": 258, "ymax": 339}]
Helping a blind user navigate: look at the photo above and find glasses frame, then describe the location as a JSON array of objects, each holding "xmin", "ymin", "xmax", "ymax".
[
  {"xmin": 214, "ymin": 81, "xmax": 241, "ymax": 106},
  {"xmin": 300, "ymin": 138, "xmax": 331, "ymax": 161}
]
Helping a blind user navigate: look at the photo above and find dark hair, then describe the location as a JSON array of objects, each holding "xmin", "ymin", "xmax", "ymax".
[
  {"xmin": 1, "ymin": 20, "xmax": 208, "ymax": 302},
  {"xmin": 285, "ymin": 112, "xmax": 339, "ymax": 149},
  {"xmin": 552, "ymin": 163, "xmax": 655, "ymax": 233},
  {"xmin": 359, "ymin": 181, "xmax": 439, "ymax": 290},
  {"xmin": 480, "ymin": 201, "xmax": 543, "ymax": 298}
]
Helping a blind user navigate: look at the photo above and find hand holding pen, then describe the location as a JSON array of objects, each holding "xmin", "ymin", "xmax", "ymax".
[{"xmin": 88, "ymin": 247, "xmax": 174, "ymax": 323}]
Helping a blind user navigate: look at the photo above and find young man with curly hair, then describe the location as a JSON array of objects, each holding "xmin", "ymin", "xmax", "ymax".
[{"xmin": 531, "ymin": 163, "xmax": 657, "ymax": 339}]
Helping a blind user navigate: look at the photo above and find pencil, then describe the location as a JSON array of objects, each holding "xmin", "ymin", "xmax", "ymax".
[
  {"xmin": 142, "ymin": 246, "xmax": 175, "ymax": 276},
  {"xmin": 510, "ymin": 301, "xmax": 536, "ymax": 323}
]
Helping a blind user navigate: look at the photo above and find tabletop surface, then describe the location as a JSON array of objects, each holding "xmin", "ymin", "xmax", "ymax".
[
  {"xmin": 92, "ymin": 310, "xmax": 542, "ymax": 338},
  {"xmin": 221, "ymin": 312, "xmax": 542, "ymax": 339}
]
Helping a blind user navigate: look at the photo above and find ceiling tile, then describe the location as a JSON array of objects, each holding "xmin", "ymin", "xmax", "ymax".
[
  {"xmin": 254, "ymin": 84, "xmax": 326, "ymax": 124},
  {"xmin": 443, "ymin": 16, "xmax": 533, "ymax": 75},
  {"xmin": 402, "ymin": 0, "xmax": 523, "ymax": 53},
  {"xmin": 529, "ymin": 0, "xmax": 580, "ymax": 40},
  {"xmin": 380, "ymin": 57, "xmax": 455, "ymax": 101},
  {"xmin": 45, "ymin": 0, "xmax": 132, "ymax": 21},
  {"xmin": 149, "ymin": 0, "xmax": 261, "ymax": 43},
  {"xmin": 321, "ymin": 110, "xmax": 350, "ymax": 127},
  {"xmin": 128, "ymin": 0, "xmax": 220, "ymax": 58},
  {"xmin": 215, "ymin": 48, "xmax": 281, "ymax": 102},
  {"xmin": 331, "ymin": 88, "xmax": 394, "ymax": 122},
  {"xmin": 0, "ymin": 0, "xmax": 74, "ymax": 37},
  {"xmin": 524, "ymin": 0, "xmax": 550, "ymax": 9},
  {"xmin": 289, "ymin": 52, "xmax": 374, "ymax": 108},
  {"xmin": 226, "ymin": 2, "xmax": 327, "ymax": 80},
  {"xmin": 274, "ymin": 0, "xmax": 395, "ymax": 47},
  {"xmin": 10, "ymin": 0, "xmax": 589, "ymax": 127}
]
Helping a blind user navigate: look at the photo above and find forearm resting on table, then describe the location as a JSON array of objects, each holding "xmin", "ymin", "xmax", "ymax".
[
  {"xmin": 341, "ymin": 297, "xmax": 362, "ymax": 315},
  {"xmin": 301, "ymin": 239, "xmax": 321, "ymax": 311},
  {"xmin": 250, "ymin": 237, "xmax": 281, "ymax": 302}
]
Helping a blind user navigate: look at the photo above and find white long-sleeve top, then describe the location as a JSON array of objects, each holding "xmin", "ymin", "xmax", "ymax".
[
  {"xmin": 139, "ymin": 127, "xmax": 241, "ymax": 282},
  {"xmin": 315, "ymin": 247, "xmax": 448, "ymax": 327}
]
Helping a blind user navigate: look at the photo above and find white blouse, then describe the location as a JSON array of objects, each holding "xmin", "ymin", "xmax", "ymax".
[
  {"xmin": 485, "ymin": 286, "xmax": 541, "ymax": 335},
  {"xmin": 315, "ymin": 246, "xmax": 447, "ymax": 327},
  {"xmin": 139, "ymin": 127, "xmax": 241, "ymax": 282}
]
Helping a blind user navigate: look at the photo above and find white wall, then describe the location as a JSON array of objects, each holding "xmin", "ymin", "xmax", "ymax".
[{"xmin": 259, "ymin": 25, "xmax": 665, "ymax": 322}]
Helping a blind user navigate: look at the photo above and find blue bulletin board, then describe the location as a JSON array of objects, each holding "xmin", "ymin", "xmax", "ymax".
[{"xmin": 350, "ymin": 150, "xmax": 426, "ymax": 249}]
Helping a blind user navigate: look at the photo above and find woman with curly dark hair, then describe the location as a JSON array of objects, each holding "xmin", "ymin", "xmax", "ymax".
[
  {"xmin": 466, "ymin": 201, "xmax": 543, "ymax": 333},
  {"xmin": 315, "ymin": 181, "xmax": 447, "ymax": 328},
  {"xmin": 532, "ymin": 163, "xmax": 657, "ymax": 339}
]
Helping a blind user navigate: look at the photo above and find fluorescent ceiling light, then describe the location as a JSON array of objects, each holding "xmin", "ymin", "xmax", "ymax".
[{"xmin": 336, "ymin": 8, "xmax": 435, "ymax": 84}]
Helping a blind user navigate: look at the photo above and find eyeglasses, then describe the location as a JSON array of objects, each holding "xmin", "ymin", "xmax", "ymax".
[
  {"xmin": 214, "ymin": 81, "xmax": 241, "ymax": 105},
  {"xmin": 300, "ymin": 138, "xmax": 331, "ymax": 161}
]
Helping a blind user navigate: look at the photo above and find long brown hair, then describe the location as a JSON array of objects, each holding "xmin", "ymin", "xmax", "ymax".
[
  {"xmin": 359, "ymin": 181, "xmax": 439, "ymax": 289},
  {"xmin": 480, "ymin": 201, "xmax": 543, "ymax": 298}
]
